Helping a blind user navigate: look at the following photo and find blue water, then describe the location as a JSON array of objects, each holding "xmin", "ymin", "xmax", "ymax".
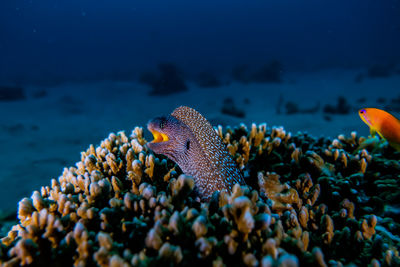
[{"xmin": 1, "ymin": 0, "xmax": 399, "ymax": 83}]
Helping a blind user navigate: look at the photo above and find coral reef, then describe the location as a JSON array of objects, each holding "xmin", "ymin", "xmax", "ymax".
[
  {"xmin": 1, "ymin": 123, "xmax": 400, "ymax": 266},
  {"xmin": 355, "ymin": 63, "xmax": 398, "ymax": 83},
  {"xmin": 221, "ymin": 98, "xmax": 246, "ymax": 118},
  {"xmin": 57, "ymin": 95, "xmax": 84, "ymax": 116},
  {"xmin": 284, "ymin": 101, "xmax": 320, "ymax": 115},
  {"xmin": 323, "ymin": 96, "xmax": 351, "ymax": 115},
  {"xmin": 386, "ymin": 94, "xmax": 400, "ymax": 112},
  {"xmin": 231, "ymin": 64, "xmax": 251, "ymax": 84},
  {"xmin": 0, "ymin": 211, "xmax": 17, "ymax": 240},
  {"xmin": 195, "ymin": 71, "xmax": 222, "ymax": 88},
  {"xmin": 377, "ymin": 97, "xmax": 386, "ymax": 104},
  {"xmin": 139, "ymin": 63, "xmax": 187, "ymax": 96},
  {"xmin": 367, "ymin": 63, "xmax": 396, "ymax": 78},
  {"xmin": 354, "ymin": 73, "xmax": 365, "ymax": 83},
  {"xmin": 0, "ymin": 123, "xmax": 26, "ymax": 135},
  {"xmin": 251, "ymin": 60, "xmax": 282, "ymax": 83},
  {"xmin": 31, "ymin": 89, "xmax": 48, "ymax": 99},
  {"xmin": 231, "ymin": 60, "xmax": 283, "ymax": 84},
  {"xmin": 357, "ymin": 97, "xmax": 367, "ymax": 104},
  {"xmin": 276, "ymin": 95, "xmax": 319, "ymax": 115},
  {"xmin": 0, "ymin": 86, "xmax": 25, "ymax": 101}
]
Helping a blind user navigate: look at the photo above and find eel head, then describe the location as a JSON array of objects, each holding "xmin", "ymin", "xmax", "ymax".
[{"xmin": 147, "ymin": 115, "xmax": 192, "ymax": 162}]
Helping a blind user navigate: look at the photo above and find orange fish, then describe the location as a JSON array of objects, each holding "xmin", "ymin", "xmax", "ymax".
[{"xmin": 358, "ymin": 108, "xmax": 400, "ymax": 151}]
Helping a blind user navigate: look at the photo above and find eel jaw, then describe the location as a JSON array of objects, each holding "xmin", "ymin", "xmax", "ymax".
[
  {"xmin": 147, "ymin": 120, "xmax": 171, "ymax": 148},
  {"xmin": 149, "ymin": 129, "xmax": 170, "ymax": 143}
]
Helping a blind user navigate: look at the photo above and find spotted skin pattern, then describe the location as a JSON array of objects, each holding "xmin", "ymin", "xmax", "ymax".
[{"xmin": 147, "ymin": 106, "xmax": 245, "ymax": 200}]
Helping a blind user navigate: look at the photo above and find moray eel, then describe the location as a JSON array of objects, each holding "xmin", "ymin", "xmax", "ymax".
[
  {"xmin": 358, "ymin": 108, "xmax": 400, "ymax": 151},
  {"xmin": 147, "ymin": 106, "xmax": 245, "ymax": 200}
]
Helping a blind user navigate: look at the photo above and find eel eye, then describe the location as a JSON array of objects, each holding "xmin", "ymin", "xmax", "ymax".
[
  {"xmin": 186, "ymin": 140, "xmax": 190, "ymax": 150},
  {"xmin": 359, "ymin": 109, "xmax": 365, "ymax": 114}
]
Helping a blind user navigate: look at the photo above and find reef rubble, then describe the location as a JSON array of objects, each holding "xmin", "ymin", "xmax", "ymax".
[{"xmin": 0, "ymin": 124, "xmax": 399, "ymax": 266}]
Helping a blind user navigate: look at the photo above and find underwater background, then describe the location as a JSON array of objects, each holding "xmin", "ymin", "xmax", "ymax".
[{"xmin": 1, "ymin": 1, "xmax": 400, "ymax": 266}]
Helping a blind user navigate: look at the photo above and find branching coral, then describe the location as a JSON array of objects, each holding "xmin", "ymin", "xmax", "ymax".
[{"xmin": 0, "ymin": 123, "xmax": 399, "ymax": 266}]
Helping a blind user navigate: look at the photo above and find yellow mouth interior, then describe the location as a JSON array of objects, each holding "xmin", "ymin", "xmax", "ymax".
[{"xmin": 150, "ymin": 130, "xmax": 169, "ymax": 143}]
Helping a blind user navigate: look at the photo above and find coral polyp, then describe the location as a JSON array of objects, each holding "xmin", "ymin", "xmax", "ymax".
[{"xmin": 0, "ymin": 124, "xmax": 399, "ymax": 266}]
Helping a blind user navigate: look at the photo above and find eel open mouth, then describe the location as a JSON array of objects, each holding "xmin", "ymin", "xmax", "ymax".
[{"xmin": 149, "ymin": 129, "xmax": 170, "ymax": 143}]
